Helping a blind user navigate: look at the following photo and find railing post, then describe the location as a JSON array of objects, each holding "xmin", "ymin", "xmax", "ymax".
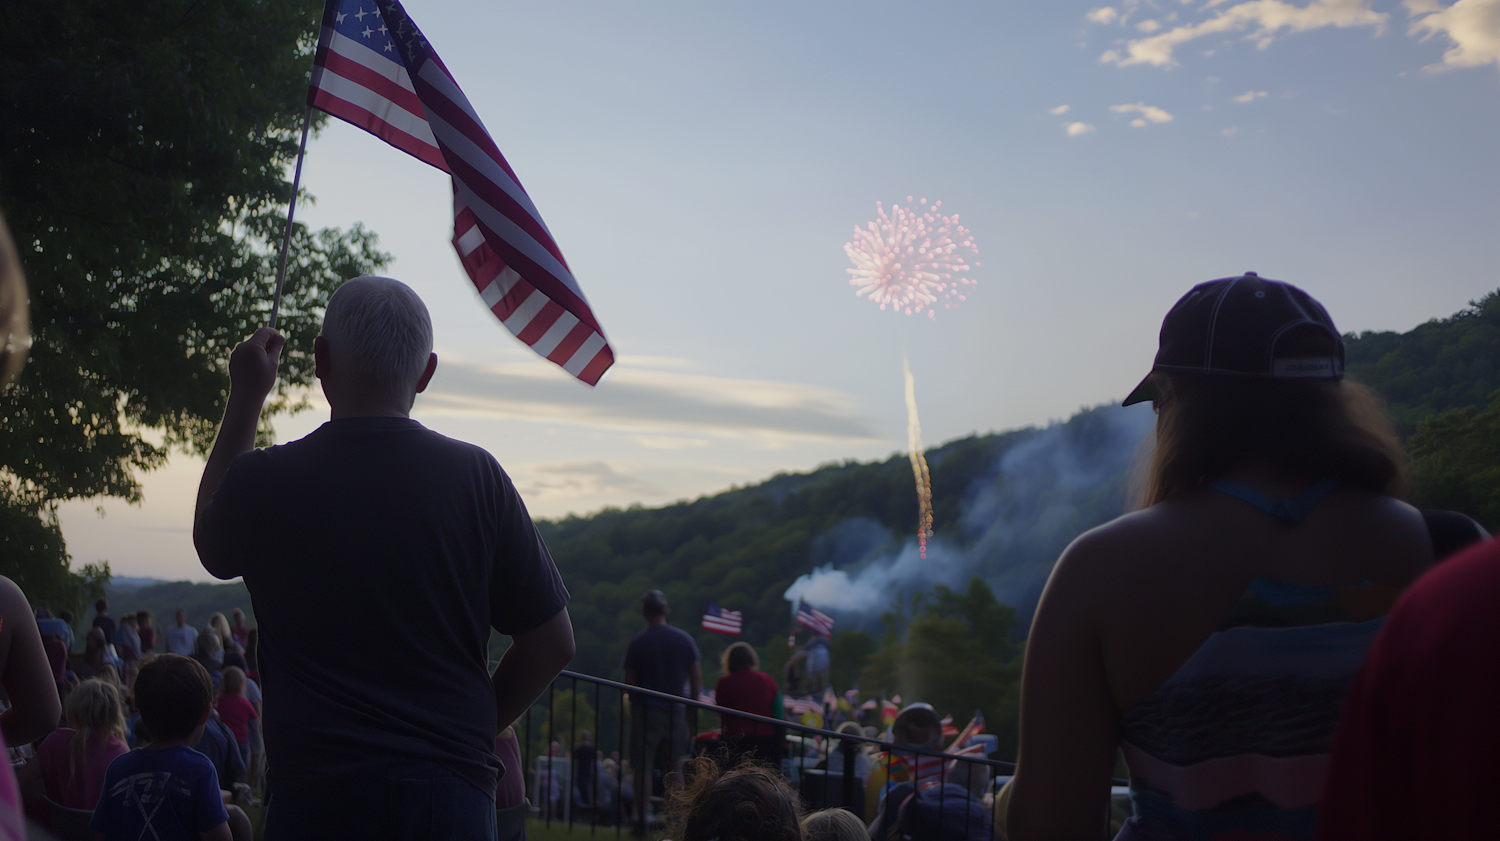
[{"xmin": 840, "ymin": 736, "xmax": 859, "ymax": 812}]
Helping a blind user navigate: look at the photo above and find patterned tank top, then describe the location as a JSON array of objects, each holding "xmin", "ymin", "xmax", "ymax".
[{"xmin": 1114, "ymin": 481, "xmax": 1402, "ymax": 841}]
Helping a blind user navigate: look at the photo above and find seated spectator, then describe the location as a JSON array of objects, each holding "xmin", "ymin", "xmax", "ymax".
[
  {"xmin": 192, "ymin": 629, "xmax": 223, "ymax": 687},
  {"xmin": 666, "ymin": 754, "xmax": 803, "ymax": 841},
  {"xmin": 1316, "ymin": 536, "xmax": 1500, "ymax": 840},
  {"xmin": 863, "ymin": 703, "xmax": 943, "ymax": 821},
  {"xmin": 894, "ymin": 782, "xmax": 992, "ymax": 841},
  {"xmin": 228, "ymin": 610, "xmax": 250, "ymax": 652},
  {"xmin": 803, "ymin": 807, "xmax": 869, "ymax": 841},
  {"xmin": 22, "ymin": 679, "xmax": 128, "ymax": 810},
  {"xmin": 822, "ymin": 722, "xmax": 873, "ymax": 784},
  {"xmin": 207, "ymin": 613, "xmax": 237, "ymax": 661},
  {"xmin": 90, "ymin": 654, "xmax": 231, "ymax": 841},
  {"xmin": 82, "ymin": 627, "xmax": 122, "ymax": 677},
  {"xmin": 35, "ymin": 608, "xmax": 75, "ymax": 654},
  {"xmin": 192, "ymin": 711, "xmax": 256, "ymax": 841},
  {"xmin": 213, "ymin": 667, "xmax": 258, "ymax": 767}
]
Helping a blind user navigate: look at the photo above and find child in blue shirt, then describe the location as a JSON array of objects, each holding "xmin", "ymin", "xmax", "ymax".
[{"xmin": 92, "ymin": 654, "xmax": 231, "ymax": 841}]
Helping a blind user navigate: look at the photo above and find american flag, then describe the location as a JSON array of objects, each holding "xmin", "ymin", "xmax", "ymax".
[
  {"xmin": 307, "ymin": 0, "xmax": 613, "ymax": 385},
  {"xmin": 701, "ymin": 600, "xmax": 742, "ymax": 636},
  {"xmin": 784, "ymin": 697, "xmax": 821, "ymax": 717},
  {"xmin": 941, "ymin": 714, "xmax": 958, "ymax": 738},
  {"xmin": 946, "ymin": 710, "xmax": 986, "ymax": 752},
  {"xmin": 795, "ymin": 601, "xmax": 835, "ymax": 637}
]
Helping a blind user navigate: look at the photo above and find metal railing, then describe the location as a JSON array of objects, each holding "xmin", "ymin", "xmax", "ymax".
[{"xmin": 512, "ymin": 669, "xmax": 1024, "ymax": 839}]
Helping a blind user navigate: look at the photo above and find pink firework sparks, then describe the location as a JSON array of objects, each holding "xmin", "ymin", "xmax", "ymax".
[{"xmin": 845, "ymin": 197, "xmax": 980, "ymax": 319}]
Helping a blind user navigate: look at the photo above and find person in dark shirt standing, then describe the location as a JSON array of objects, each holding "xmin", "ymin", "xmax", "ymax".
[
  {"xmin": 91, "ymin": 599, "xmax": 116, "ymax": 649},
  {"xmin": 621, "ymin": 589, "xmax": 700, "ymax": 835},
  {"xmin": 194, "ymin": 276, "xmax": 575, "ymax": 840}
]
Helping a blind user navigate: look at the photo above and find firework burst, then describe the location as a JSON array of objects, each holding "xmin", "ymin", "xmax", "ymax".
[{"xmin": 845, "ymin": 197, "xmax": 980, "ymax": 319}]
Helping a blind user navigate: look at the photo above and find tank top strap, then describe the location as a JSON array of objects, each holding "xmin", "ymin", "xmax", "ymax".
[{"xmin": 1209, "ymin": 478, "xmax": 1340, "ymax": 526}]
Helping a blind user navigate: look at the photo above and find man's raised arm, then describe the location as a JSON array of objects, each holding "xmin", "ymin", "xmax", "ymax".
[{"xmin": 193, "ymin": 327, "xmax": 283, "ymax": 580}]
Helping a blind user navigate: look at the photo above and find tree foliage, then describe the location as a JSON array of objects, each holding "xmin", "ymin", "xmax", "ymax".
[
  {"xmin": 1345, "ymin": 289, "xmax": 1500, "ymax": 436},
  {"xmin": 860, "ymin": 579, "xmax": 1023, "ymax": 757},
  {"xmin": 0, "ymin": 1, "xmax": 388, "ymax": 597},
  {"xmin": 1410, "ymin": 389, "xmax": 1500, "ymax": 533}
]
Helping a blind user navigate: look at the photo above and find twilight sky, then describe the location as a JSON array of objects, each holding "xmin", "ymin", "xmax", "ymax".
[{"xmin": 58, "ymin": 0, "xmax": 1500, "ymax": 582}]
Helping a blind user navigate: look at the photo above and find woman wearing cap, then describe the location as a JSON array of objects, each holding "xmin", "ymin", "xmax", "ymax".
[{"xmin": 1007, "ymin": 275, "xmax": 1434, "ymax": 840}]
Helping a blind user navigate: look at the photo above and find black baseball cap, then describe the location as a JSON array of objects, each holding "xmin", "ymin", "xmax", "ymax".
[{"xmin": 1123, "ymin": 272, "xmax": 1344, "ymax": 407}]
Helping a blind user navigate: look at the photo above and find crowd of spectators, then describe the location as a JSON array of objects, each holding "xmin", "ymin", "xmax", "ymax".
[{"xmin": 7, "ymin": 601, "xmax": 265, "ymax": 839}]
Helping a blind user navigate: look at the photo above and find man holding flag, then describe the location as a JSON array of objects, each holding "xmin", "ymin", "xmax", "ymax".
[{"xmin": 194, "ymin": 278, "xmax": 575, "ymax": 839}]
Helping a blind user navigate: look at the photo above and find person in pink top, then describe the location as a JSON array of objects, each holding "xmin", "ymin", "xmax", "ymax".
[
  {"xmin": 22, "ymin": 679, "xmax": 129, "ymax": 810},
  {"xmin": 214, "ymin": 667, "xmax": 259, "ymax": 766}
]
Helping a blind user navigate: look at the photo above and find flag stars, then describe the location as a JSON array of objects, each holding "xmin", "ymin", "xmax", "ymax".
[
  {"xmin": 335, "ymin": 11, "xmax": 347, "ymax": 23},
  {"xmin": 362, "ymin": 26, "xmax": 374, "ymax": 38},
  {"xmin": 354, "ymin": 6, "xmax": 369, "ymax": 21}
]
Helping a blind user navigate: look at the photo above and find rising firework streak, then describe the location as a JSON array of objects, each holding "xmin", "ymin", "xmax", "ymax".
[
  {"xmin": 904, "ymin": 355, "xmax": 934, "ymax": 560},
  {"xmin": 845, "ymin": 197, "xmax": 980, "ymax": 320}
]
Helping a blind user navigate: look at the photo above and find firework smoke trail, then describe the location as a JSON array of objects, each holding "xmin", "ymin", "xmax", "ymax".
[
  {"xmin": 845, "ymin": 197, "xmax": 980, "ymax": 320},
  {"xmin": 903, "ymin": 354, "xmax": 934, "ymax": 560}
]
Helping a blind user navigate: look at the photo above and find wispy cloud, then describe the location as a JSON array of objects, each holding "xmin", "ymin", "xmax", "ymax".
[
  {"xmin": 512, "ymin": 460, "xmax": 658, "ymax": 501},
  {"xmin": 1406, "ymin": 0, "xmax": 1500, "ymax": 71},
  {"xmin": 1066, "ymin": 121, "xmax": 1098, "ymax": 135},
  {"xmin": 1088, "ymin": 6, "xmax": 1121, "ymax": 24},
  {"xmin": 414, "ymin": 358, "xmax": 878, "ymax": 444},
  {"xmin": 1138, "ymin": 19, "xmax": 1163, "ymax": 31},
  {"xmin": 1232, "ymin": 89, "xmax": 1270, "ymax": 101},
  {"xmin": 1110, "ymin": 101, "xmax": 1176, "ymax": 126},
  {"xmin": 1097, "ymin": 0, "xmax": 1390, "ymax": 68},
  {"xmin": 1222, "ymin": 126, "xmax": 1241, "ymax": 135},
  {"xmin": 1049, "ymin": 104, "xmax": 1073, "ymax": 115}
]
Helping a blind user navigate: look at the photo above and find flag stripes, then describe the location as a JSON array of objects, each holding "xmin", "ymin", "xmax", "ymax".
[
  {"xmin": 702, "ymin": 600, "xmax": 743, "ymax": 636},
  {"xmin": 308, "ymin": 0, "xmax": 613, "ymax": 384}
]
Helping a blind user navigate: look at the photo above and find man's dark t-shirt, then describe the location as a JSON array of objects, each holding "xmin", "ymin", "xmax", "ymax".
[
  {"xmin": 621, "ymin": 624, "xmax": 699, "ymax": 713},
  {"xmin": 198, "ymin": 417, "xmax": 569, "ymax": 797},
  {"xmin": 92, "ymin": 614, "xmax": 116, "ymax": 648}
]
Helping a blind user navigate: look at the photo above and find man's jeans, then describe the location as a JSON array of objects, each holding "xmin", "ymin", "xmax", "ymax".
[{"xmin": 264, "ymin": 761, "xmax": 498, "ymax": 841}]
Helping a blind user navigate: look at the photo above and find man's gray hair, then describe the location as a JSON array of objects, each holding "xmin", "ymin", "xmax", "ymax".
[{"xmin": 322, "ymin": 277, "xmax": 433, "ymax": 391}]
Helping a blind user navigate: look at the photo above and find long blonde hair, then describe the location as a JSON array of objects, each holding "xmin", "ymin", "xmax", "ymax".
[
  {"xmin": 208, "ymin": 612, "xmax": 233, "ymax": 647},
  {"xmin": 65, "ymin": 679, "xmax": 126, "ymax": 782}
]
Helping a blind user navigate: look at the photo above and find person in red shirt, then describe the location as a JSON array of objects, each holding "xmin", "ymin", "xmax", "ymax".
[
  {"xmin": 215, "ymin": 666, "xmax": 259, "ymax": 767},
  {"xmin": 714, "ymin": 642, "xmax": 783, "ymax": 769}
]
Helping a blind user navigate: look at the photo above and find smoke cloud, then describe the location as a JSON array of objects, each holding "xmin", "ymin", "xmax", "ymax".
[{"xmin": 783, "ymin": 403, "xmax": 1155, "ymax": 623}]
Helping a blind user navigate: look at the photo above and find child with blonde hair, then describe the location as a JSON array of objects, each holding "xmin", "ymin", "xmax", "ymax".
[
  {"xmin": 25, "ymin": 678, "xmax": 129, "ymax": 809},
  {"xmin": 215, "ymin": 666, "xmax": 258, "ymax": 767}
]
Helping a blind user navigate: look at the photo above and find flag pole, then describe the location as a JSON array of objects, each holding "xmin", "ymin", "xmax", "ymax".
[{"xmin": 269, "ymin": 104, "xmax": 314, "ymax": 331}]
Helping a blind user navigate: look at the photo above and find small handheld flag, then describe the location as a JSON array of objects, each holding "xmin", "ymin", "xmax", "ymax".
[
  {"xmin": 795, "ymin": 601, "xmax": 835, "ymax": 637},
  {"xmin": 307, "ymin": 0, "xmax": 613, "ymax": 384},
  {"xmin": 701, "ymin": 600, "xmax": 743, "ymax": 636}
]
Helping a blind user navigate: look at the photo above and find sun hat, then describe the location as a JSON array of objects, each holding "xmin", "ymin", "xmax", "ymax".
[{"xmin": 1122, "ymin": 272, "xmax": 1345, "ymax": 407}]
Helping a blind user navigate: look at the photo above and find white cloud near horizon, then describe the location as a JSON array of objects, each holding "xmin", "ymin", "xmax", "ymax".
[
  {"xmin": 1097, "ymin": 0, "xmax": 1389, "ymax": 67},
  {"xmin": 1233, "ymin": 89, "xmax": 1271, "ymax": 101},
  {"xmin": 1110, "ymin": 101, "xmax": 1176, "ymax": 126},
  {"xmin": 412, "ymin": 358, "xmax": 879, "ymax": 444},
  {"xmin": 1066, "ymin": 121, "xmax": 1098, "ymax": 135},
  {"xmin": 1050, "ymin": 104, "xmax": 1073, "ymax": 114},
  {"xmin": 1406, "ymin": 0, "xmax": 1500, "ymax": 71}
]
